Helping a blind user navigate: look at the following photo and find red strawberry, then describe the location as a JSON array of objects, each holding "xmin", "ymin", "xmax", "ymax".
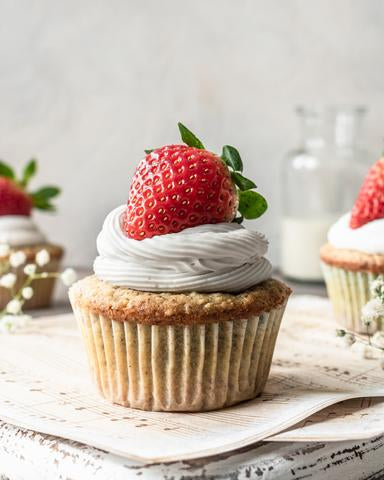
[
  {"xmin": 0, "ymin": 178, "xmax": 32, "ymax": 216},
  {"xmin": 350, "ymin": 157, "xmax": 384, "ymax": 229},
  {"xmin": 0, "ymin": 159, "xmax": 61, "ymax": 216},
  {"xmin": 124, "ymin": 123, "xmax": 268, "ymax": 240},
  {"xmin": 125, "ymin": 145, "xmax": 238, "ymax": 239}
]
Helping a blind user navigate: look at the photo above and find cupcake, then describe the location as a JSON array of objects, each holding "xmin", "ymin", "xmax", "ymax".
[
  {"xmin": 70, "ymin": 123, "xmax": 291, "ymax": 412},
  {"xmin": 0, "ymin": 159, "xmax": 63, "ymax": 309},
  {"xmin": 321, "ymin": 156, "xmax": 384, "ymax": 333}
]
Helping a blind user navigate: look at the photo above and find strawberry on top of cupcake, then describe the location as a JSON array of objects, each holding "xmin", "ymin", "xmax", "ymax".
[
  {"xmin": 0, "ymin": 159, "xmax": 60, "ymax": 246},
  {"xmin": 94, "ymin": 123, "xmax": 272, "ymax": 293},
  {"xmin": 123, "ymin": 123, "xmax": 267, "ymax": 240},
  {"xmin": 321, "ymin": 155, "xmax": 384, "ymax": 332},
  {"xmin": 349, "ymin": 157, "xmax": 384, "ymax": 229},
  {"xmin": 326, "ymin": 156, "xmax": 384, "ymax": 254}
]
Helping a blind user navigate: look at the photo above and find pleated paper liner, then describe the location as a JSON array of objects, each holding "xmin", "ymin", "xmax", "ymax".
[
  {"xmin": 0, "ymin": 257, "xmax": 62, "ymax": 310},
  {"xmin": 322, "ymin": 262, "xmax": 384, "ymax": 333},
  {"xmin": 70, "ymin": 302, "xmax": 287, "ymax": 412}
]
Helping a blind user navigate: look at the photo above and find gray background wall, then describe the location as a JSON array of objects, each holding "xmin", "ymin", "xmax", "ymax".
[{"xmin": 0, "ymin": 0, "xmax": 383, "ymax": 267}]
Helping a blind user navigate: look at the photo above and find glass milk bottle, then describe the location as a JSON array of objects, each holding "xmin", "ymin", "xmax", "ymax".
[{"xmin": 280, "ymin": 106, "xmax": 370, "ymax": 282}]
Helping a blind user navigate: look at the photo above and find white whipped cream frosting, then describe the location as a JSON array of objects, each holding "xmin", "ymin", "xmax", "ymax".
[
  {"xmin": 328, "ymin": 212, "xmax": 384, "ymax": 254},
  {"xmin": 94, "ymin": 205, "xmax": 272, "ymax": 293},
  {"xmin": 0, "ymin": 216, "xmax": 46, "ymax": 246}
]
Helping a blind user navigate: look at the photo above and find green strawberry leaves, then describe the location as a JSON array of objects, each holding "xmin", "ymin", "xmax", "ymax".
[
  {"xmin": 0, "ymin": 161, "xmax": 15, "ymax": 180},
  {"xmin": 0, "ymin": 158, "xmax": 61, "ymax": 212},
  {"xmin": 222, "ymin": 145, "xmax": 243, "ymax": 172},
  {"xmin": 238, "ymin": 191, "xmax": 268, "ymax": 219},
  {"xmin": 178, "ymin": 123, "xmax": 205, "ymax": 149},
  {"xmin": 20, "ymin": 159, "xmax": 37, "ymax": 187},
  {"xmin": 220, "ymin": 141, "xmax": 267, "ymax": 221},
  {"xmin": 231, "ymin": 172, "xmax": 257, "ymax": 191},
  {"xmin": 144, "ymin": 149, "xmax": 154, "ymax": 154},
  {"xmin": 31, "ymin": 186, "xmax": 61, "ymax": 211}
]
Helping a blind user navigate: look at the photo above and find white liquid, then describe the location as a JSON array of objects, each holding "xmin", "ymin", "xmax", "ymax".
[{"xmin": 281, "ymin": 216, "xmax": 335, "ymax": 281}]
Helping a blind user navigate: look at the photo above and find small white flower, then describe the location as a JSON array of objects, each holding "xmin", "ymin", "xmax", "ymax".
[
  {"xmin": 0, "ymin": 273, "xmax": 17, "ymax": 289},
  {"xmin": 35, "ymin": 249, "xmax": 50, "ymax": 267},
  {"xmin": 60, "ymin": 268, "xmax": 77, "ymax": 286},
  {"xmin": 21, "ymin": 286, "xmax": 34, "ymax": 300},
  {"xmin": 370, "ymin": 279, "xmax": 382, "ymax": 296},
  {"xmin": 9, "ymin": 251, "xmax": 27, "ymax": 268},
  {"xmin": 362, "ymin": 298, "xmax": 384, "ymax": 323},
  {"xmin": 0, "ymin": 314, "xmax": 31, "ymax": 334},
  {"xmin": 24, "ymin": 264, "xmax": 37, "ymax": 276},
  {"xmin": 6, "ymin": 299, "xmax": 22, "ymax": 315},
  {"xmin": 0, "ymin": 244, "xmax": 10, "ymax": 257}
]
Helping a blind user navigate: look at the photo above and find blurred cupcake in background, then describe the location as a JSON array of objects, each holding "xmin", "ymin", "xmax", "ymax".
[
  {"xmin": 0, "ymin": 159, "xmax": 63, "ymax": 309},
  {"xmin": 321, "ymin": 156, "xmax": 384, "ymax": 333}
]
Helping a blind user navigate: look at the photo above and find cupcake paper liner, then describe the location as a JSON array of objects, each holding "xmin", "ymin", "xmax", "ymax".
[
  {"xmin": 321, "ymin": 262, "xmax": 382, "ymax": 333},
  {"xmin": 0, "ymin": 258, "xmax": 61, "ymax": 311},
  {"xmin": 71, "ymin": 303, "xmax": 287, "ymax": 412}
]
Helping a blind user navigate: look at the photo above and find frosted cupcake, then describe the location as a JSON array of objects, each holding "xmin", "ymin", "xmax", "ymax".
[
  {"xmin": 70, "ymin": 123, "xmax": 291, "ymax": 412},
  {"xmin": 321, "ymin": 156, "xmax": 384, "ymax": 332},
  {"xmin": 0, "ymin": 159, "xmax": 63, "ymax": 309}
]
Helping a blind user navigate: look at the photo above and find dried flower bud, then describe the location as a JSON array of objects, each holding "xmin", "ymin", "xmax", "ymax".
[
  {"xmin": 0, "ymin": 273, "xmax": 17, "ymax": 289},
  {"xmin": 9, "ymin": 251, "xmax": 26, "ymax": 268},
  {"xmin": 21, "ymin": 287, "xmax": 34, "ymax": 300},
  {"xmin": 24, "ymin": 264, "xmax": 37, "ymax": 276},
  {"xmin": 35, "ymin": 249, "xmax": 50, "ymax": 267}
]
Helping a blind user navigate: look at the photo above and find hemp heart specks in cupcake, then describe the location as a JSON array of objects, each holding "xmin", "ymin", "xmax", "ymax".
[
  {"xmin": 321, "ymin": 155, "xmax": 384, "ymax": 333},
  {"xmin": 69, "ymin": 123, "xmax": 291, "ymax": 412}
]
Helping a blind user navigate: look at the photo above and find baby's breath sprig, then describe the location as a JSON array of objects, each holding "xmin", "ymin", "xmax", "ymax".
[
  {"xmin": 336, "ymin": 275, "xmax": 384, "ymax": 369},
  {"xmin": 0, "ymin": 244, "xmax": 77, "ymax": 333}
]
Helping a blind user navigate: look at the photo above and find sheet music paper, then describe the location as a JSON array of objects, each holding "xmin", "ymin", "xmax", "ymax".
[{"xmin": 0, "ymin": 296, "xmax": 382, "ymax": 463}]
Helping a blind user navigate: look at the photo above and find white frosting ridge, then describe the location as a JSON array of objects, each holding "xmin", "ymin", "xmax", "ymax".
[
  {"xmin": 0, "ymin": 216, "xmax": 46, "ymax": 246},
  {"xmin": 94, "ymin": 205, "xmax": 272, "ymax": 293},
  {"xmin": 328, "ymin": 212, "xmax": 384, "ymax": 254}
]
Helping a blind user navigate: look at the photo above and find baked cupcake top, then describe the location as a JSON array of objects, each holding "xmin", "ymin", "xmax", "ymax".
[
  {"xmin": 0, "ymin": 159, "xmax": 60, "ymax": 247},
  {"xmin": 70, "ymin": 275, "xmax": 291, "ymax": 324},
  {"xmin": 93, "ymin": 123, "xmax": 274, "ymax": 294}
]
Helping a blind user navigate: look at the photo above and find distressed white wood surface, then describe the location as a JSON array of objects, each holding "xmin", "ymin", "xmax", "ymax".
[
  {"xmin": 1, "ymin": 285, "xmax": 382, "ymax": 479},
  {"xmin": 0, "ymin": 421, "xmax": 383, "ymax": 480}
]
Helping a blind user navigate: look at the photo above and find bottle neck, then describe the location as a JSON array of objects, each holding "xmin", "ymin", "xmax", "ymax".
[{"xmin": 298, "ymin": 107, "xmax": 365, "ymax": 151}]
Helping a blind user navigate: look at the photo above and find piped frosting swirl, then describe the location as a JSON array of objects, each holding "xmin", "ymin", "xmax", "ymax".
[
  {"xmin": 0, "ymin": 216, "xmax": 46, "ymax": 246},
  {"xmin": 94, "ymin": 205, "xmax": 272, "ymax": 293}
]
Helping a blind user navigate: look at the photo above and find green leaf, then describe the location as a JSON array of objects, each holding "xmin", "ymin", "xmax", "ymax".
[
  {"xmin": 21, "ymin": 159, "xmax": 37, "ymax": 187},
  {"xmin": 31, "ymin": 186, "xmax": 60, "ymax": 211},
  {"xmin": 221, "ymin": 145, "xmax": 243, "ymax": 172},
  {"xmin": 144, "ymin": 149, "xmax": 154, "ymax": 154},
  {"xmin": 32, "ymin": 186, "xmax": 61, "ymax": 200},
  {"xmin": 238, "ymin": 190, "xmax": 268, "ymax": 219},
  {"xmin": 231, "ymin": 172, "xmax": 257, "ymax": 191},
  {"xmin": 178, "ymin": 123, "xmax": 205, "ymax": 149},
  {"xmin": 31, "ymin": 195, "xmax": 56, "ymax": 211},
  {"xmin": 0, "ymin": 161, "xmax": 15, "ymax": 180},
  {"xmin": 232, "ymin": 216, "xmax": 244, "ymax": 224}
]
